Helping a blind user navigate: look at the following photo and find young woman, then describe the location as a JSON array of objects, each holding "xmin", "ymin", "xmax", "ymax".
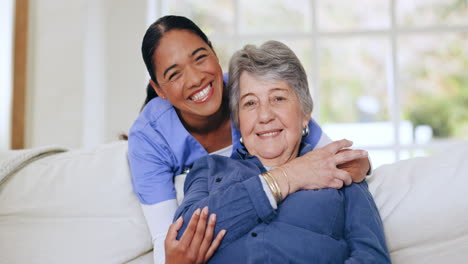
[{"xmin": 128, "ymin": 15, "xmax": 370, "ymax": 263}]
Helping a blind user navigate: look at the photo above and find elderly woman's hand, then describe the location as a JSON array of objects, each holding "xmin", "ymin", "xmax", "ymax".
[
  {"xmin": 165, "ymin": 207, "xmax": 226, "ymax": 264},
  {"xmin": 273, "ymin": 139, "xmax": 368, "ymax": 198}
]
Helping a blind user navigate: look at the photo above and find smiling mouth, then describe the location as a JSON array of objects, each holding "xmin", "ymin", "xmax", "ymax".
[
  {"xmin": 189, "ymin": 82, "xmax": 213, "ymax": 103},
  {"xmin": 257, "ymin": 129, "xmax": 282, "ymax": 138}
]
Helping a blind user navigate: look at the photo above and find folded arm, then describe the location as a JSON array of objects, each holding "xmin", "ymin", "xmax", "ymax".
[{"xmin": 128, "ymin": 131, "xmax": 180, "ymax": 263}]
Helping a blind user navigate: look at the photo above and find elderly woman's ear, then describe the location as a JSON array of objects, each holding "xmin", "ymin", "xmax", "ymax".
[
  {"xmin": 302, "ymin": 117, "xmax": 310, "ymax": 129},
  {"xmin": 301, "ymin": 116, "xmax": 311, "ymax": 135}
]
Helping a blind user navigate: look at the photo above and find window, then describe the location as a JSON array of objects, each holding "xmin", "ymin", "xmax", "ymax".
[{"xmin": 152, "ymin": 0, "xmax": 468, "ymax": 168}]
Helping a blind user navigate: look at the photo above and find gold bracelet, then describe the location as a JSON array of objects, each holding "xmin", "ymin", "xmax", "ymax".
[
  {"xmin": 263, "ymin": 171, "xmax": 283, "ymax": 204},
  {"xmin": 269, "ymin": 171, "xmax": 283, "ymax": 203},
  {"xmin": 262, "ymin": 172, "xmax": 280, "ymax": 204},
  {"xmin": 261, "ymin": 172, "xmax": 278, "ymax": 203},
  {"xmin": 276, "ymin": 167, "xmax": 290, "ymax": 196}
]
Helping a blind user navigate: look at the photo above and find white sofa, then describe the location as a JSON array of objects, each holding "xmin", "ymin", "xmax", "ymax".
[{"xmin": 1, "ymin": 141, "xmax": 467, "ymax": 264}]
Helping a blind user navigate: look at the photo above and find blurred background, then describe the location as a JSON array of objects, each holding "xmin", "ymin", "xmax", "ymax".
[{"xmin": 1, "ymin": 0, "xmax": 467, "ymax": 168}]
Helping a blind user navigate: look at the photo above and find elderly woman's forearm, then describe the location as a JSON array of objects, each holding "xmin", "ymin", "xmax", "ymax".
[{"xmin": 274, "ymin": 140, "xmax": 368, "ymax": 192}]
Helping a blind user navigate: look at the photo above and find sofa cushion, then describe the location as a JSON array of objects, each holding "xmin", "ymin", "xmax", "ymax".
[
  {"xmin": 0, "ymin": 141, "xmax": 152, "ymax": 264},
  {"xmin": 368, "ymin": 142, "xmax": 468, "ymax": 264}
]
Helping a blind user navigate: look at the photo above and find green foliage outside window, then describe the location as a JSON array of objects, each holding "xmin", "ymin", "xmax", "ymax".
[{"xmin": 406, "ymin": 74, "xmax": 468, "ymax": 138}]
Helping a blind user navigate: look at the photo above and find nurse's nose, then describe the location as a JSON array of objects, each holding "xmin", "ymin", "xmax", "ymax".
[{"xmin": 184, "ymin": 64, "xmax": 203, "ymax": 88}]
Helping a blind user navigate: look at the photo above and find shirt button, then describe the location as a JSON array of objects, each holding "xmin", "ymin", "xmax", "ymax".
[
  {"xmin": 251, "ymin": 232, "xmax": 257, "ymax": 237},
  {"xmin": 257, "ymin": 218, "xmax": 262, "ymax": 223},
  {"xmin": 183, "ymin": 168, "xmax": 190, "ymax": 174},
  {"xmin": 215, "ymin": 177, "xmax": 222, "ymax": 182}
]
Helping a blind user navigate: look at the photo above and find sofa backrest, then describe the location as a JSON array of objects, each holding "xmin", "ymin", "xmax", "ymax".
[
  {"xmin": 0, "ymin": 141, "xmax": 152, "ymax": 264},
  {"xmin": 368, "ymin": 142, "xmax": 468, "ymax": 263}
]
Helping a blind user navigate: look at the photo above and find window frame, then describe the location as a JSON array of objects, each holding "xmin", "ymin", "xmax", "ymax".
[{"xmin": 151, "ymin": 0, "xmax": 468, "ymax": 164}]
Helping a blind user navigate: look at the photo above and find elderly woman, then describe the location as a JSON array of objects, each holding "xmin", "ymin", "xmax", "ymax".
[{"xmin": 173, "ymin": 41, "xmax": 390, "ymax": 263}]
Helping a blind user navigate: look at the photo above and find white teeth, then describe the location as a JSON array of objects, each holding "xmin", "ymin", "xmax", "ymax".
[
  {"xmin": 259, "ymin": 131, "xmax": 280, "ymax": 137},
  {"xmin": 190, "ymin": 84, "xmax": 211, "ymax": 101}
]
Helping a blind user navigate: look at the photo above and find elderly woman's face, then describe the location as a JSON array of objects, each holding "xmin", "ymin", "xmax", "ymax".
[{"xmin": 238, "ymin": 72, "xmax": 309, "ymax": 167}]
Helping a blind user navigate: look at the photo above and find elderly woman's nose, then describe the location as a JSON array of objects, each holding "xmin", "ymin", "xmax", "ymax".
[{"xmin": 258, "ymin": 103, "xmax": 275, "ymax": 123}]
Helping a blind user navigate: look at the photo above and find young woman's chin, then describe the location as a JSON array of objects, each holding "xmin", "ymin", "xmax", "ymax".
[{"xmin": 196, "ymin": 84, "xmax": 225, "ymax": 116}]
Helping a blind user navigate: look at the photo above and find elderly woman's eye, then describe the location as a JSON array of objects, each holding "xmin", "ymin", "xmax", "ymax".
[
  {"xmin": 243, "ymin": 101, "xmax": 256, "ymax": 107},
  {"xmin": 274, "ymin": 96, "xmax": 287, "ymax": 102}
]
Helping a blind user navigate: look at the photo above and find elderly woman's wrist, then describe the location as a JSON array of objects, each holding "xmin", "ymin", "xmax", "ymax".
[
  {"xmin": 261, "ymin": 171, "xmax": 283, "ymax": 203},
  {"xmin": 276, "ymin": 167, "xmax": 290, "ymax": 198},
  {"xmin": 270, "ymin": 167, "xmax": 294, "ymax": 198}
]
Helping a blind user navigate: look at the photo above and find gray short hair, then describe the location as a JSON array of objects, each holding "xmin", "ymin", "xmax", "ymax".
[{"xmin": 228, "ymin": 40, "xmax": 313, "ymax": 128}]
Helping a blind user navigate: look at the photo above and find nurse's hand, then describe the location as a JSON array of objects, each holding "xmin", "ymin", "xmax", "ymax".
[
  {"xmin": 165, "ymin": 207, "xmax": 226, "ymax": 264},
  {"xmin": 336, "ymin": 148, "xmax": 370, "ymax": 183}
]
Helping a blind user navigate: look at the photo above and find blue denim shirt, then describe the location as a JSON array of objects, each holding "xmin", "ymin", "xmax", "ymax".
[
  {"xmin": 127, "ymin": 97, "xmax": 323, "ymax": 205},
  {"xmin": 175, "ymin": 144, "xmax": 391, "ymax": 264}
]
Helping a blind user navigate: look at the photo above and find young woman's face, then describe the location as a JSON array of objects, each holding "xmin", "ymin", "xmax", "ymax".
[
  {"xmin": 152, "ymin": 30, "xmax": 224, "ymax": 122},
  {"xmin": 238, "ymin": 72, "xmax": 309, "ymax": 167}
]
